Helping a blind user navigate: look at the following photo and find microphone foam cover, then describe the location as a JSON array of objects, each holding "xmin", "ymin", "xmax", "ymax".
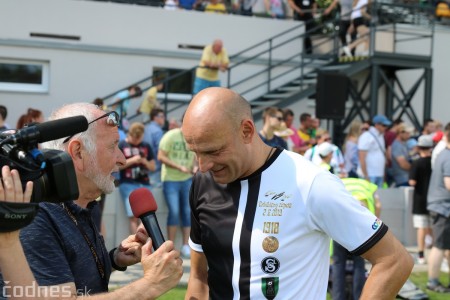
[{"xmin": 129, "ymin": 188, "xmax": 158, "ymax": 218}]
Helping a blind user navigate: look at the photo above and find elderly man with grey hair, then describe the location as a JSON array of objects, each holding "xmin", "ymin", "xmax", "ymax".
[{"xmin": 0, "ymin": 102, "xmax": 182, "ymax": 299}]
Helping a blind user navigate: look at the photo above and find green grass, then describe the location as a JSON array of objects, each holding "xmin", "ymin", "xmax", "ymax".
[{"xmin": 157, "ymin": 272, "xmax": 449, "ymax": 299}]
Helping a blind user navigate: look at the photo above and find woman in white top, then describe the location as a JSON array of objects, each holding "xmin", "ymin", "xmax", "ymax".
[{"xmin": 342, "ymin": 0, "xmax": 371, "ymax": 57}]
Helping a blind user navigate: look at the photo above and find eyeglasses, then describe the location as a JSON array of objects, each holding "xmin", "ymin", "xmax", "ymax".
[
  {"xmin": 271, "ymin": 115, "xmax": 283, "ymax": 121},
  {"xmin": 63, "ymin": 111, "xmax": 120, "ymax": 143}
]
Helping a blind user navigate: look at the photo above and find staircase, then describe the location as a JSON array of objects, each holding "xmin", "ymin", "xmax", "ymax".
[{"xmin": 102, "ymin": 1, "xmax": 435, "ymax": 126}]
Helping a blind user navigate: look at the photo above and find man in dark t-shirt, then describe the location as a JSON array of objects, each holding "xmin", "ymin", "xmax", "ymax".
[
  {"xmin": 288, "ymin": 0, "xmax": 317, "ymax": 54},
  {"xmin": 408, "ymin": 138, "xmax": 432, "ymax": 265}
]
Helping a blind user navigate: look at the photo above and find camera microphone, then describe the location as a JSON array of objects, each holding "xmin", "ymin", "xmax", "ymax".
[
  {"xmin": 7, "ymin": 116, "xmax": 89, "ymax": 145},
  {"xmin": 129, "ymin": 188, "xmax": 165, "ymax": 250}
]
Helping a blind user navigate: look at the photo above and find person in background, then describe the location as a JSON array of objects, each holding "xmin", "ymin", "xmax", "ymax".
[
  {"xmin": 119, "ymin": 122, "xmax": 156, "ymax": 234},
  {"xmin": 138, "ymin": 83, "xmax": 163, "ymax": 123},
  {"xmin": 422, "ymin": 118, "xmax": 436, "ymax": 137},
  {"xmin": 158, "ymin": 120, "xmax": 196, "ymax": 259},
  {"xmin": 0, "ymin": 105, "xmax": 8, "ymax": 132},
  {"xmin": 282, "ymin": 108, "xmax": 305, "ymax": 153},
  {"xmin": 289, "ymin": 0, "xmax": 317, "ymax": 54},
  {"xmin": 264, "ymin": 0, "xmax": 285, "ymax": 19},
  {"xmin": 297, "ymin": 112, "xmax": 316, "ymax": 154},
  {"xmin": 425, "ymin": 122, "xmax": 450, "ymax": 293},
  {"xmin": 0, "ymin": 103, "xmax": 182, "ymax": 298},
  {"xmin": 385, "ymin": 118, "xmax": 404, "ymax": 186},
  {"xmin": 258, "ymin": 107, "xmax": 288, "ymax": 149},
  {"xmin": 164, "ymin": 0, "xmax": 179, "ymax": 10},
  {"xmin": 143, "ymin": 108, "xmax": 166, "ymax": 187},
  {"xmin": 204, "ymin": 0, "xmax": 227, "ymax": 13},
  {"xmin": 111, "ymin": 85, "xmax": 143, "ymax": 128},
  {"xmin": 343, "ymin": 119, "xmax": 362, "ymax": 178},
  {"xmin": 332, "ymin": 177, "xmax": 381, "ymax": 300},
  {"xmin": 342, "ymin": 0, "xmax": 372, "ymax": 57},
  {"xmin": 183, "ymin": 87, "xmax": 413, "ymax": 299},
  {"xmin": 358, "ymin": 114, "xmax": 391, "ymax": 187},
  {"xmin": 179, "ymin": 0, "xmax": 197, "ymax": 9},
  {"xmin": 338, "ymin": 0, "xmax": 357, "ymax": 56},
  {"xmin": 16, "ymin": 108, "xmax": 44, "ymax": 129},
  {"xmin": 304, "ymin": 128, "xmax": 346, "ymax": 177},
  {"xmin": 409, "ymin": 135, "xmax": 434, "ymax": 265},
  {"xmin": 235, "ymin": 0, "xmax": 257, "ymax": 15},
  {"xmin": 193, "ymin": 39, "xmax": 229, "ymax": 94},
  {"xmin": 389, "ymin": 124, "xmax": 414, "ymax": 187},
  {"xmin": 274, "ymin": 121, "xmax": 295, "ymax": 151}
]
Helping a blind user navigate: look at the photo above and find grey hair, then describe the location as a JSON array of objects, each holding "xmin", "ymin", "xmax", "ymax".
[{"xmin": 41, "ymin": 103, "xmax": 100, "ymax": 154}]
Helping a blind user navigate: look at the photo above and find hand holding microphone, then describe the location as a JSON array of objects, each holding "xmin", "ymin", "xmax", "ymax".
[
  {"xmin": 129, "ymin": 188, "xmax": 183, "ymax": 296},
  {"xmin": 129, "ymin": 188, "xmax": 165, "ymax": 251}
]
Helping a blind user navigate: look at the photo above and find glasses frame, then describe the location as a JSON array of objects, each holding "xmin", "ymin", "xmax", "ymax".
[{"xmin": 62, "ymin": 111, "xmax": 119, "ymax": 143}]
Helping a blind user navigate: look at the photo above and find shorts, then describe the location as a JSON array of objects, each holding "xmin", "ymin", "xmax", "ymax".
[
  {"xmin": 193, "ymin": 77, "xmax": 221, "ymax": 94},
  {"xmin": 413, "ymin": 214, "xmax": 432, "ymax": 229},
  {"xmin": 352, "ymin": 17, "xmax": 367, "ymax": 29},
  {"xmin": 119, "ymin": 182, "xmax": 152, "ymax": 218},
  {"xmin": 431, "ymin": 213, "xmax": 450, "ymax": 250}
]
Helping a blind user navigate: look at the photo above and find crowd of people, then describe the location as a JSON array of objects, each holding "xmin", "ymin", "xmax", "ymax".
[{"xmin": 0, "ymin": 85, "xmax": 449, "ymax": 298}]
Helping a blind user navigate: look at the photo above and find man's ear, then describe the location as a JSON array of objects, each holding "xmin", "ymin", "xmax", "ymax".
[
  {"xmin": 67, "ymin": 140, "xmax": 84, "ymax": 171},
  {"xmin": 241, "ymin": 119, "xmax": 255, "ymax": 144}
]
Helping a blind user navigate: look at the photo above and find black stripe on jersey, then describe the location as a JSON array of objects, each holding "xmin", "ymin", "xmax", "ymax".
[
  {"xmin": 350, "ymin": 223, "xmax": 389, "ymax": 256},
  {"xmin": 238, "ymin": 174, "xmax": 262, "ymax": 299}
]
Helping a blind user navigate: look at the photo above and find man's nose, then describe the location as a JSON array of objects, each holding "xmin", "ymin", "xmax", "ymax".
[{"xmin": 197, "ymin": 155, "xmax": 213, "ymax": 173}]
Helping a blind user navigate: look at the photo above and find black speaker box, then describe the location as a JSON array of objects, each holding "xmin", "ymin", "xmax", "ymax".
[{"xmin": 315, "ymin": 72, "xmax": 349, "ymax": 119}]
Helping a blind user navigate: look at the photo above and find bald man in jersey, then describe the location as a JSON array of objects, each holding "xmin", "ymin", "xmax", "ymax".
[{"xmin": 182, "ymin": 87, "xmax": 413, "ymax": 300}]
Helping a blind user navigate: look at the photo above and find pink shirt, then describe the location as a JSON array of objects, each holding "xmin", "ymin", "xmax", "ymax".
[{"xmin": 289, "ymin": 125, "xmax": 305, "ymax": 147}]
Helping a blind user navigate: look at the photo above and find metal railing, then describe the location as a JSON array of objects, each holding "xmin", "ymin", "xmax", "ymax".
[{"xmin": 101, "ymin": 1, "xmax": 435, "ymax": 126}]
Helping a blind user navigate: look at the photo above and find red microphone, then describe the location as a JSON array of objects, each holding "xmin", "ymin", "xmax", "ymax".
[{"xmin": 129, "ymin": 188, "xmax": 165, "ymax": 250}]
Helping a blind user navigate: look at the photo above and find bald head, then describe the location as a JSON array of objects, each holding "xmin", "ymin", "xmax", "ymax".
[
  {"xmin": 212, "ymin": 39, "xmax": 223, "ymax": 54},
  {"xmin": 184, "ymin": 87, "xmax": 252, "ymax": 130},
  {"xmin": 182, "ymin": 88, "xmax": 266, "ymax": 183}
]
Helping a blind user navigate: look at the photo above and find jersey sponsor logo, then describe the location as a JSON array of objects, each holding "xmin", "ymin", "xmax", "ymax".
[
  {"xmin": 261, "ymin": 277, "xmax": 279, "ymax": 300},
  {"xmin": 262, "ymin": 236, "xmax": 279, "ymax": 253},
  {"xmin": 261, "ymin": 256, "xmax": 280, "ymax": 274},
  {"xmin": 264, "ymin": 190, "xmax": 292, "ymax": 201},
  {"xmin": 372, "ymin": 218, "xmax": 382, "ymax": 230}
]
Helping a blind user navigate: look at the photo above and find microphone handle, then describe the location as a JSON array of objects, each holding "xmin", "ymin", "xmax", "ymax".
[{"xmin": 140, "ymin": 212, "xmax": 165, "ymax": 250}]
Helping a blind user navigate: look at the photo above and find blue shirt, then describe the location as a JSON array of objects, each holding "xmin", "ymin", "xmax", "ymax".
[
  {"xmin": 259, "ymin": 133, "xmax": 288, "ymax": 150},
  {"xmin": 19, "ymin": 201, "xmax": 111, "ymax": 295},
  {"xmin": 144, "ymin": 121, "xmax": 165, "ymax": 171}
]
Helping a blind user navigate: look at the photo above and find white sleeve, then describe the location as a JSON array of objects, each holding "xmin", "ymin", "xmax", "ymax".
[{"xmin": 307, "ymin": 172, "xmax": 385, "ymax": 252}]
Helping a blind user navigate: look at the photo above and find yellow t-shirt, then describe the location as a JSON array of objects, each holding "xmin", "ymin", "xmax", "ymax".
[
  {"xmin": 139, "ymin": 87, "xmax": 158, "ymax": 115},
  {"xmin": 204, "ymin": 3, "xmax": 227, "ymax": 13},
  {"xmin": 196, "ymin": 45, "xmax": 229, "ymax": 81},
  {"xmin": 298, "ymin": 129, "xmax": 311, "ymax": 144}
]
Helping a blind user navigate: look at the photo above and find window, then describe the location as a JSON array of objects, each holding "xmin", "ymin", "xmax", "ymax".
[
  {"xmin": 0, "ymin": 59, "xmax": 49, "ymax": 93},
  {"xmin": 153, "ymin": 67, "xmax": 193, "ymax": 94}
]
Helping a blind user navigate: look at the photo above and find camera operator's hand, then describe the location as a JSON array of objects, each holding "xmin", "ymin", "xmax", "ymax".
[
  {"xmin": 141, "ymin": 240, "xmax": 183, "ymax": 299},
  {"xmin": 112, "ymin": 226, "xmax": 149, "ymax": 268},
  {"xmin": 0, "ymin": 165, "xmax": 33, "ymax": 248}
]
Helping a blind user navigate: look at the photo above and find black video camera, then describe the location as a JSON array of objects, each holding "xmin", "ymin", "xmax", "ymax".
[
  {"xmin": 0, "ymin": 115, "xmax": 89, "ymax": 202},
  {"xmin": 0, "ymin": 116, "xmax": 88, "ymax": 232}
]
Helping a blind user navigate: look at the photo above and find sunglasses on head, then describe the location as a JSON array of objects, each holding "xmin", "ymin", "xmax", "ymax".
[{"xmin": 63, "ymin": 111, "xmax": 120, "ymax": 143}]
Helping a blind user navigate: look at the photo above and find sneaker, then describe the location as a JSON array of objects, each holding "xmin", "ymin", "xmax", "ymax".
[
  {"xmin": 441, "ymin": 258, "xmax": 449, "ymax": 273},
  {"xmin": 343, "ymin": 46, "xmax": 353, "ymax": 57},
  {"xmin": 417, "ymin": 257, "xmax": 426, "ymax": 265},
  {"xmin": 181, "ymin": 244, "xmax": 191, "ymax": 259},
  {"xmin": 426, "ymin": 282, "xmax": 450, "ymax": 293}
]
